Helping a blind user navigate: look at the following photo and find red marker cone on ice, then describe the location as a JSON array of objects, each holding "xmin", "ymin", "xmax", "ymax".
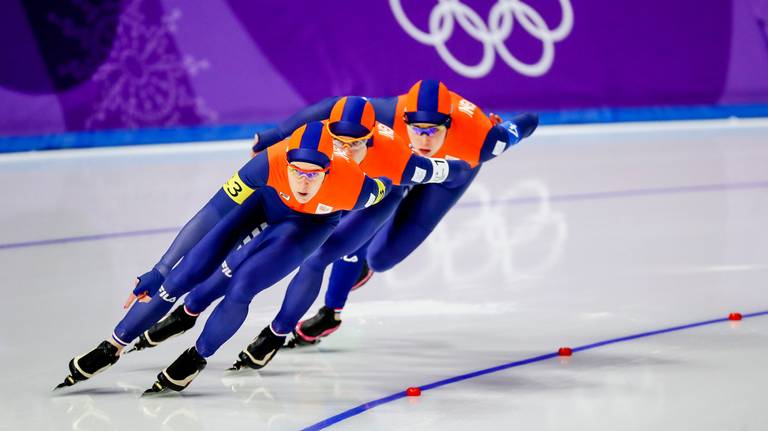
[{"xmin": 406, "ymin": 387, "xmax": 421, "ymax": 397}]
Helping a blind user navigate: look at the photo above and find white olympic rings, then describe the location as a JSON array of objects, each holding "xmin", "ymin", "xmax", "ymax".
[{"xmin": 390, "ymin": 0, "xmax": 574, "ymax": 78}]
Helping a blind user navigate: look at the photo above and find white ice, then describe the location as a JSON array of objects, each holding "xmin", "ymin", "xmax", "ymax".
[{"xmin": 0, "ymin": 119, "xmax": 766, "ymax": 431}]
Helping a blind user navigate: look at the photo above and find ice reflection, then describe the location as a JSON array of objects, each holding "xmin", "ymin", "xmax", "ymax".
[{"xmin": 384, "ymin": 178, "xmax": 568, "ymax": 287}]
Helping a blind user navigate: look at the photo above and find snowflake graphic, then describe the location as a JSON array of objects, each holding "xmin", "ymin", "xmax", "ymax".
[{"xmin": 50, "ymin": 0, "xmax": 217, "ymax": 129}]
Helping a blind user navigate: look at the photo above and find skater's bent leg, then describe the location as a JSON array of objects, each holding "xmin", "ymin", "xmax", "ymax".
[
  {"xmin": 183, "ymin": 266, "xmax": 229, "ymax": 315},
  {"xmin": 366, "ymin": 222, "xmax": 431, "ymax": 272},
  {"xmin": 195, "ymin": 216, "xmax": 338, "ymax": 357},
  {"xmin": 194, "ymin": 250, "xmax": 305, "ymax": 357},
  {"xmin": 113, "ymin": 201, "xmax": 265, "ymax": 345},
  {"xmin": 367, "ymin": 167, "xmax": 481, "ymax": 272},
  {"xmin": 184, "ymin": 222, "xmax": 272, "ymax": 316},
  {"xmin": 271, "ymin": 191, "xmax": 404, "ymax": 333},
  {"xmin": 194, "ymin": 294, "xmax": 250, "ymax": 358},
  {"xmin": 302, "ymin": 189, "xmax": 405, "ymax": 312},
  {"xmin": 270, "ymin": 254, "xmax": 329, "ymax": 335},
  {"xmin": 324, "ymin": 240, "xmax": 371, "ymax": 309}
]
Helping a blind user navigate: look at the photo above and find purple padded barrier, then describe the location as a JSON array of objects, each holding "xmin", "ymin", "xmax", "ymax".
[{"xmin": 0, "ymin": 0, "xmax": 767, "ymax": 138}]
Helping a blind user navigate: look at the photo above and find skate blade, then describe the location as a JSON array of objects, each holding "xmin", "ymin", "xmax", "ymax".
[
  {"xmin": 53, "ymin": 375, "xmax": 76, "ymax": 391},
  {"xmin": 226, "ymin": 357, "xmax": 263, "ymax": 373},
  {"xmin": 226, "ymin": 361, "xmax": 245, "ymax": 372},
  {"xmin": 284, "ymin": 337, "xmax": 320, "ymax": 349},
  {"xmin": 124, "ymin": 346, "xmax": 139, "ymax": 354},
  {"xmin": 141, "ymin": 382, "xmax": 171, "ymax": 397}
]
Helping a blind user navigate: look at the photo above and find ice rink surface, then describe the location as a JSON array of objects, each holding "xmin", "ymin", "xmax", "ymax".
[{"xmin": 1, "ymin": 119, "xmax": 767, "ymax": 430}]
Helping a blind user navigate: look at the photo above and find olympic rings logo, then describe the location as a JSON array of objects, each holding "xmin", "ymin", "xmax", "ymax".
[{"xmin": 390, "ymin": 0, "xmax": 574, "ymax": 78}]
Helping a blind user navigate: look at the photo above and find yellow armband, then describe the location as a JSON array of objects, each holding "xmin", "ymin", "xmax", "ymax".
[{"xmin": 223, "ymin": 172, "xmax": 255, "ymax": 204}]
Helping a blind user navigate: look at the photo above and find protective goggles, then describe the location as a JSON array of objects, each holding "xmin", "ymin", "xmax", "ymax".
[
  {"xmin": 287, "ymin": 164, "xmax": 328, "ymax": 180},
  {"xmin": 407, "ymin": 123, "xmax": 447, "ymax": 137},
  {"xmin": 327, "ymin": 126, "xmax": 373, "ymax": 146},
  {"xmin": 332, "ymin": 138, "xmax": 368, "ymax": 151}
]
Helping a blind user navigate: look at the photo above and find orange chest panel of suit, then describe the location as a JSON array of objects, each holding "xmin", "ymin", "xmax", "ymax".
[
  {"xmin": 392, "ymin": 92, "xmax": 492, "ymax": 168},
  {"xmin": 266, "ymin": 142, "xmax": 365, "ymax": 214},
  {"xmin": 358, "ymin": 123, "xmax": 413, "ymax": 186}
]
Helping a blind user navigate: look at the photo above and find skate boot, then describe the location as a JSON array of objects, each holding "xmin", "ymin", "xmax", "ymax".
[
  {"xmin": 350, "ymin": 260, "xmax": 374, "ymax": 291},
  {"xmin": 127, "ymin": 305, "xmax": 198, "ymax": 353},
  {"xmin": 54, "ymin": 341, "xmax": 120, "ymax": 389},
  {"xmin": 143, "ymin": 347, "xmax": 207, "ymax": 395},
  {"xmin": 285, "ymin": 306, "xmax": 341, "ymax": 348},
  {"xmin": 228, "ymin": 326, "xmax": 286, "ymax": 371}
]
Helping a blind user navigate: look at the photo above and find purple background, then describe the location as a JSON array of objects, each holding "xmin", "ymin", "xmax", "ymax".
[{"xmin": 1, "ymin": 0, "xmax": 767, "ymax": 137}]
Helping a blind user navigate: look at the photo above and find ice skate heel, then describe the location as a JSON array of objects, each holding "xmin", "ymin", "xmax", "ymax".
[
  {"xmin": 228, "ymin": 326, "xmax": 285, "ymax": 371},
  {"xmin": 285, "ymin": 306, "xmax": 341, "ymax": 348},
  {"xmin": 54, "ymin": 341, "xmax": 120, "ymax": 390},
  {"xmin": 127, "ymin": 305, "xmax": 198, "ymax": 353},
  {"xmin": 350, "ymin": 261, "xmax": 374, "ymax": 291},
  {"xmin": 142, "ymin": 347, "xmax": 206, "ymax": 395}
]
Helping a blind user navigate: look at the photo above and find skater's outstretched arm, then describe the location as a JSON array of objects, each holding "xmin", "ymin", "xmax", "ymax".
[
  {"xmin": 478, "ymin": 113, "xmax": 539, "ymax": 163},
  {"xmin": 351, "ymin": 176, "xmax": 393, "ymax": 210},
  {"xmin": 251, "ymin": 96, "xmax": 401, "ymax": 155},
  {"xmin": 365, "ymin": 122, "xmax": 473, "ymax": 188},
  {"xmin": 400, "ymin": 154, "xmax": 472, "ymax": 187},
  {"xmin": 252, "ymin": 97, "xmax": 340, "ymax": 154},
  {"xmin": 127, "ymin": 153, "xmax": 270, "ymax": 307}
]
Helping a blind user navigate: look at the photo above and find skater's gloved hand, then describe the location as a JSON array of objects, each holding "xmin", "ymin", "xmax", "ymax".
[
  {"xmin": 123, "ymin": 268, "xmax": 165, "ymax": 308},
  {"xmin": 442, "ymin": 159, "xmax": 473, "ymax": 189},
  {"xmin": 488, "ymin": 112, "xmax": 503, "ymax": 125},
  {"xmin": 503, "ymin": 113, "xmax": 539, "ymax": 141}
]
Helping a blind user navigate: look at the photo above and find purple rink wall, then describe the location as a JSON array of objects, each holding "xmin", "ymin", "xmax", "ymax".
[{"xmin": 1, "ymin": 0, "xmax": 768, "ymax": 150}]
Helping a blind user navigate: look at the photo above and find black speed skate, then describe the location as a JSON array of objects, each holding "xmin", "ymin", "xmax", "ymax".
[
  {"xmin": 285, "ymin": 306, "xmax": 341, "ymax": 348},
  {"xmin": 228, "ymin": 326, "xmax": 286, "ymax": 371},
  {"xmin": 54, "ymin": 341, "xmax": 120, "ymax": 390},
  {"xmin": 127, "ymin": 305, "xmax": 198, "ymax": 353},
  {"xmin": 143, "ymin": 347, "xmax": 207, "ymax": 395}
]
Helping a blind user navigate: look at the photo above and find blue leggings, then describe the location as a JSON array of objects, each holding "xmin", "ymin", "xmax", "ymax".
[
  {"xmin": 324, "ymin": 166, "xmax": 482, "ymax": 310},
  {"xmin": 112, "ymin": 192, "xmax": 269, "ymax": 345},
  {"xmin": 193, "ymin": 210, "xmax": 339, "ymax": 357},
  {"xmin": 182, "ymin": 186, "xmax": 407, "ymax": 334},
  {"xmin": 269, "ymin": 187, "xmax": 406, "ymax": 333},
  {"xmin": 238, "ymin": 167, "xmax": 481, "ymax": 337}
]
